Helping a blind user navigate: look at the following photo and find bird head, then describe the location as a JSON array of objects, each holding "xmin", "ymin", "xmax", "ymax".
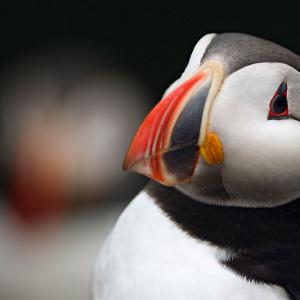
[{"xmin": 123, "ymin": 33, "xmax": 300, "ymax": 207}]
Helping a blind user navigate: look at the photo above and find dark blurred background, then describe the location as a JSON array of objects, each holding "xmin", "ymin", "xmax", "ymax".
[{"xmin": 0, "ymin": 1, "xmax": 298, "ymax": 300}]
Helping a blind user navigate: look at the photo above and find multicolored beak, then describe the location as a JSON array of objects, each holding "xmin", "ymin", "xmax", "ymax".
[{"xmin": 123, "ymin": 62, "xmax": 224, "ymax": 186}]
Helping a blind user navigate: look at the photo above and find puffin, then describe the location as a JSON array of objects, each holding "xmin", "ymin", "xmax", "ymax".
[{"xmin": 93, "ymin": 33, "xmax": 300, "ymax": 300}]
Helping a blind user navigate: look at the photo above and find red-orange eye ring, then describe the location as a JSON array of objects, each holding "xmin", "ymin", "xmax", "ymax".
[{"xmin": 268, "ymin": 82, "xmax": 289, "ymax": 120}]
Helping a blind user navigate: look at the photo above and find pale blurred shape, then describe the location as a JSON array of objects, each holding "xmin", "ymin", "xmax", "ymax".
[
  {"xmin": 0, "ymin": 46, "xmax": 151, "ymax": 300},
  {"xmin": 0, "ymin": 48, "xmax": 150, "ymax": 222}
]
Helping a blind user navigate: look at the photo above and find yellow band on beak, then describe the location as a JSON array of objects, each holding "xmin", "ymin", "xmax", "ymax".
[{"xmin": 200, "ymin": 132, "xmax": 224, "ymax": 165}]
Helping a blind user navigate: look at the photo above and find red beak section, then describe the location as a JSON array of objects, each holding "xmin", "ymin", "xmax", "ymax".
[{"xmin": 123, "ymin": 68, "xmax": 213, "ymax": 185}]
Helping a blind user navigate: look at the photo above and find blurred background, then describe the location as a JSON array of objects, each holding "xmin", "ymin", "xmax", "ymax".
[{"xmin": 0, "ymin": 1, "xmax": 298, "ymax": 300}]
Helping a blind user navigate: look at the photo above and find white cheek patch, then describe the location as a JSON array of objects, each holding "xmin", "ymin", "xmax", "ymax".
[
  {"xmin": 164, "ymin": 33, "xmax": 216, "ymax": 96},
  {"xmin": 209, "ymin": 63, "xmax": 300, "ymax": 207}
]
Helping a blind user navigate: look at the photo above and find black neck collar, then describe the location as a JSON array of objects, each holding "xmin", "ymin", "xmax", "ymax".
[{"xmin": 146, "ymin": 181, "xmax": 300, "ymax": 299}]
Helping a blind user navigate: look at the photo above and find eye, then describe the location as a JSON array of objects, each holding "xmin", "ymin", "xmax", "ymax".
[{"xmin": 268, "ymin": 82, "xmax": 289, "ymax": 120}]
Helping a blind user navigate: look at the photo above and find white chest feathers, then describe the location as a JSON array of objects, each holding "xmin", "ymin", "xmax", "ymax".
[{"xmin": 92, "ymin": 191, "xmax": 289, "ymax": 300}]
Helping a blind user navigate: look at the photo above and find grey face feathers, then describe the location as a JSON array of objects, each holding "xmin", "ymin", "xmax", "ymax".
[{"xmin": 202, "ymin": 33, "xmax": 300, "ymax": 75}]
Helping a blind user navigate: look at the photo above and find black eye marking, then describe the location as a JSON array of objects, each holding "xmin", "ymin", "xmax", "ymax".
[
  {"xmin": 271, "ymin": 94, "xmax": 288, "ymax": 114},
  {"xmin": 268, "ymin": 81, "xmax": 289, "ymax": 120}
]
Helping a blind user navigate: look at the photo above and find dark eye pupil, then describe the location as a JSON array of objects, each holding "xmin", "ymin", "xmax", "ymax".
[{"xmin": 271, "ymin": 94, "xmax": 287, "ymax": 114}]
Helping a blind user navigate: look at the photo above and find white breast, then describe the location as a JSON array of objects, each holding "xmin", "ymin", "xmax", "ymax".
[{"xmin": 92, "ymin": 190, "xmax": 289, "ymax": 300}]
